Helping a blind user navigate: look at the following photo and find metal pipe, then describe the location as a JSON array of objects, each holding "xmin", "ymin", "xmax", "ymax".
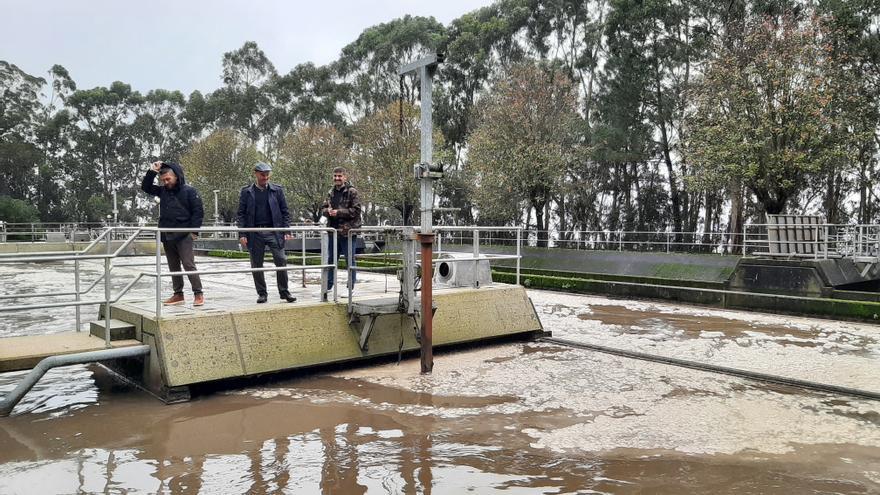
[
  {"xmin": 0, "ymin": 345, "xmax": 151, "ymax": 417},
  {"xmin": 419, "ymin": 233, "xmax": 435, "ymax": 373}
]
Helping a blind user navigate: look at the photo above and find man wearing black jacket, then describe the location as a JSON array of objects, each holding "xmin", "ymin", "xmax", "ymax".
[
  {"xmin": 141, "ymin": 161, "xmax": 205, "ymax": 306},
  {"xmin": 237, "ymin": 161, "xmax": 296, "ymax": 304}
]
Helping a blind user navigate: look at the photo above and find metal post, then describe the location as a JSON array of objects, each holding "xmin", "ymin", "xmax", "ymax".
[
  {"xmin": 516, "ymin": 228, "xmax": 521, "ymax": 286},
  {"xmin": 332, "ymin": 230, "xmax": 338, "ymax": 303},
  {"xmin": 301, "ymin": 231, "xmax": 307, "ymax": 288},
  {"xmin": 74, "ymin": 259, "xmax": 81, "ymax": 332},
  {"xmin": 824, "ymin": 225, "xmax": 829, "ymax": 259},
  {"xmin": 472, "ymin": 229, "xmax": 480, "ymax": 288},
  {"xmin": 104, "ymin": 230, "xmax": 112, "ymax": 348},
  {"xmin": 155, "ymin": 231, "xmax": 162, "ymax": 319},
  {"xmin": 347, "ymin": 231, "xmax": 354, "ymax": 303},
  {"xmin": 419, "ymin": 233, "xmax": 435, "ymax": 373},
  {"xmin": 399, "ymin": 53, "xmax": 443, "ymax": 374},
  {"xmin": 320, "ymin": 230, "xmax": 328, "ymax": 299}
]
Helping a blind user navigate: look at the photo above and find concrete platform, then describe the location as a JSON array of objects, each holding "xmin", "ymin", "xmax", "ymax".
[
  {"xmin": 101, "ymin": 279, "xmax": 543, "ymax": 400},
  {"xmin": 0, "ymin": 333, "xmax": 143, "ymax": 372}
]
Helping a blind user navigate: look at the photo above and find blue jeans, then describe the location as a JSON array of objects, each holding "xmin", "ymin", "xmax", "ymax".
[{"xmin": 327, "ymin": 233, "xmax": 356, "ymax": 290}]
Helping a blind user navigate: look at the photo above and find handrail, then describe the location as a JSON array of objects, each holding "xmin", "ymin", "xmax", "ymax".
[
  {"xmin": 0, "ymin": 272, "xmax": 106, "ymax": 301},
  {"xmin": 0, "ymin": 224, "xmax": 529, "ymax": 348},
  {"xmin": 0, "ymin": 345, "xmax": 151, "ymax": 417}
]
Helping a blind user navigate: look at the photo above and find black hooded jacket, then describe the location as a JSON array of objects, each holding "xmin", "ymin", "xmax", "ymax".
[{"xmin": 141, "ymin": 162, "xmax": 204, "ymax": 241}]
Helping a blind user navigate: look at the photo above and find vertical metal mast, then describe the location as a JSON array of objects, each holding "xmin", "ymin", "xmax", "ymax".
[{"xmin": 398, "ymin": 53, "xmax": 444, "ymax": 373}]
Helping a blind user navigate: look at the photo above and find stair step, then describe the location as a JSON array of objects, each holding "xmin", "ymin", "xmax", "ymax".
[{"xmin": 89, "ymin": 319, "xmax": 136, "ymax": 341}]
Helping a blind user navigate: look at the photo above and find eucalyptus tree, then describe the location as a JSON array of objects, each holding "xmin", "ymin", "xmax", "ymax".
[
  {"xmin": 467, "ymin": 62, "xmax": 580, "ymax": 244},
  {"xmin": 263, "ymin": 62, "xmax": 349, "ymax": 160},
  {"xmin": 351, "ymin": 102, "xmax": 447, "ymax": 225},
  {"xmin": 684, "ymin": 11, "xmax": 858, "ymax": 217},
  {"xmin": 181, "ymin": 128, "xmax": 260, "ymax": 223},
  {"xmin": 817, "ymin": 0, "xmax": 880, "ymax": 223},
  {"xmin": 0, "ymin": 61, "xmax": 48, "ymax": 209},
  {"xmin": 275, "ymin": 124, "xmax": 350, "ymax": 222},
  {"xmin": 209, "ymin": 41, "xmax": 278, "ymax": 147},
  {"xmin": 336, "ymin": 15, "xmax": 446, "ymax": 120}
]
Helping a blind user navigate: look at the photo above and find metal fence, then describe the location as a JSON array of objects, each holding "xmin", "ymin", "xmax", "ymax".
[
  {"xmin": 434, "ymin": 228, "xmax": 746, "ymax": 254},
  {"xmin": 744, "ymin": 223, "xmax": 880, "ymax": 262},
  {"xmin": 0, "ymin": 226, "xmax": 338, "ymax": 346},
  {"xmin": 0, "ymin": 224, "xmax": 525, "ymax": 345}
]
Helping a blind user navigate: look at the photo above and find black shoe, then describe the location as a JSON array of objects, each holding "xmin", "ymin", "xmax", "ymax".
[
  {"xmin": 280, "ymin": 293, "xmax": 297, "ymax": 303},
  {"xmin": 256, "ymin": 294, "xmax": 268, "ymax": 304}
]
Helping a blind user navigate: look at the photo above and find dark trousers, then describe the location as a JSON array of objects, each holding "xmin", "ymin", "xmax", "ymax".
[
  {"xmin": 249, "ymin": 232, "xmax": 289, "ymax": 296},
  {"xmin": 327, "ymin": 233, "xmax": 356, "ymax": 290},
  {"xmin": 163, "ymin": 235, "xmax": 202, "ymax": 295}
]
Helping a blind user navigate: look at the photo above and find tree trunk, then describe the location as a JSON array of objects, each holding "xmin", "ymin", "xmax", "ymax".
[{"xmin": 533, "ymin": 196, "xmax": 547, "ymax": 248}]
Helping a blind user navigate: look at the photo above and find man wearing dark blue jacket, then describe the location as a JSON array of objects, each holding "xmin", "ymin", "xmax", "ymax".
[
  {"xmin": 237, "ymin": 162, "xmax": 297, "ymax": 304},
  {"xmin": 141, "ymin": 161, "xmax": 205, "ymax": 306}
]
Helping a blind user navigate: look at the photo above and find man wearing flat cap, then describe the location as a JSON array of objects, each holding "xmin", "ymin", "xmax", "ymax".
[{"xmin": 237, "ymin": 161, "xmax": 296, "ymax": 303}]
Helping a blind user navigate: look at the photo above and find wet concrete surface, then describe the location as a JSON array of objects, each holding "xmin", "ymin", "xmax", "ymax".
[{"xmin": 1, "ymin": 260, "xmax": 880, "ymax": 493}]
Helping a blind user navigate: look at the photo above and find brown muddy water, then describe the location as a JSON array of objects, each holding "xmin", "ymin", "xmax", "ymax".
[{"xmin": 2, "ymin": 262, "xmax": 880, "ymax": 493}]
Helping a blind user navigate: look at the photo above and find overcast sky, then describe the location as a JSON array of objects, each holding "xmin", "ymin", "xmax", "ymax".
[{"xmin": 2, "ymin": 0, "xmax": 495, "ymax": 95}]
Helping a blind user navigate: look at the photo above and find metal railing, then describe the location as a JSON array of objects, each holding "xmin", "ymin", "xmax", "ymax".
[
  {"xmin": 744, "ymin": 223, "xmax": 880, "ymax": 262},
  {"xmin": 435, "ymin": 229, "xmax": 746, "ymax": 254},
  {"xmin": 0, "ymin": 223, "xmax": 530, "ymax": 346},
  {"xmin": 344, "ymin": 226, "xmax": 523, "ymax": 312},
  {"xmin": 0, "ymin": 225, "xmax": 338, "ymax": 347}
]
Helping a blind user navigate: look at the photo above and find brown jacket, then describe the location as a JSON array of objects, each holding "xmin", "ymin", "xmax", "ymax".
[{"xmin": 320, "ymin": 182, "xmax": 362, "ymax": 235}]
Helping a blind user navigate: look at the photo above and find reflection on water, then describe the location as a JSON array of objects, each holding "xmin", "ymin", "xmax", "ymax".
[{"xmin": 1, "ymin": 362, "xmax": 879, "ymax": 494}]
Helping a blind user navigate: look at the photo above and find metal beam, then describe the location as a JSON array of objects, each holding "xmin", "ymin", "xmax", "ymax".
[{"xmin": 397, "ymin": 53, "xmax": 442, "ymax": 76}]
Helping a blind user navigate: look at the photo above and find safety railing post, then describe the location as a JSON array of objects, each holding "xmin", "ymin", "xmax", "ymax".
[
  {"xmin": 473, "ymin": 229, "xmax": 480, "ymax": 288},
  {"xmin": 74, "ymin": 258, "xmax": 81, "ymax": 332},
  {"xmin": 332, "ymin": 230, "xmax": 338, "ymax": 302},
  {"xmin": 104, "ymin": 229, "xmax": 112, "ymax": 348},
  {"xmin": 300, "ymin": 231, "xmax": 306, "ymax": 288},
  {"xmin": 347, "ymin": 231, "xmax": 354, "ymax": 303},
  {"xmin": 155, "ymin": 230, "xmax": 162, "ymax": 319},
  {"xmin": 516, "ymin": 228, "xmax": 521, "ymax": 286}
]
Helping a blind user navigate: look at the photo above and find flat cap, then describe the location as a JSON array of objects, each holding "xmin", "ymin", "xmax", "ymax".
[{"xmin": 254, "ymin": 161, "xmax": 272, "ymax": 172}]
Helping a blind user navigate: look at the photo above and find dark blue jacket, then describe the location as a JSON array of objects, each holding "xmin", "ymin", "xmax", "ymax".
[
  {"xmin": 141, "ymin": 162, "xmax": 204, "ymax": 242},
  {"xmin": 237, "ymin": 183, "xmax": 291, "ymax": 245}
]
